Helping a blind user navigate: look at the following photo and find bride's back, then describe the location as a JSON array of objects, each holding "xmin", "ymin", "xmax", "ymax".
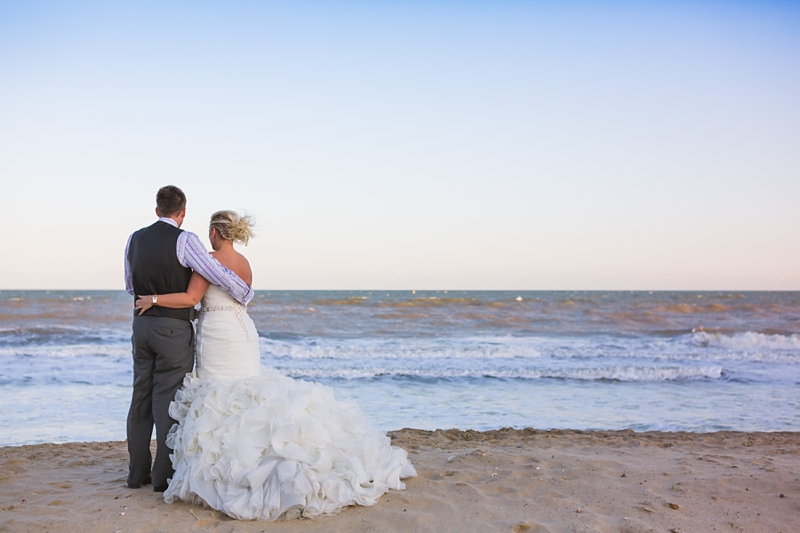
[{"xmin": 201, "ymin": 284, "xmax": 239, "ymax": 307}]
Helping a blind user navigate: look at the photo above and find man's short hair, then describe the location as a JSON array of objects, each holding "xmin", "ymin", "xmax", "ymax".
[{"xmin": 156, "ymin": 185, "xmax": 186, "ymax": 216}]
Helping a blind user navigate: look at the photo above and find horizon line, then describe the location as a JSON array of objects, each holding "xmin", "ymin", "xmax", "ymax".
[{"xmin": 2, "ymin": 288, "xmax": 799, "ymax": 293}]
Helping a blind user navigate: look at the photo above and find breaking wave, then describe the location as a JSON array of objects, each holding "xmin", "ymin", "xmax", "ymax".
[
  {"xmin": 0, "ymin": 344, "xmax": 129, "ymax": 358},
  {"xmin": 690, "ymin": 331, "xmax": 800, "ymax": 351},
  {"xmin": 282, "ymin": 365, "xmax": 723, "ymax": 382},
  {"xmin": 259, "ymin": 337, "xmax": 546, "ymax": 360}
]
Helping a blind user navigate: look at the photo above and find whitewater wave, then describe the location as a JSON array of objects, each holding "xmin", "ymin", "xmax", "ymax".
[
  {"xmin": 3, "ymin": 331, "xmax": 798, "ymax": 364},
  {"xmin": 0, "ymin": 324, "xmax": 109, "ymax": 334},
  {"xmin": 690, "ymin": 331, "xmax": 800, "ymax": 351},
  {"xmin": 281, "ymin": 365, "xmax": 723, "ymax": 382},
  {"xmin": 260, "ymin": 337, "xmax": 546, "ymax": 360},
  {"xmin": 262, "ymin": 335, "xmax": 800, "ymax": 364},
  {"xmin": 0, "ymin": 344, "xmax": 130, "ymax": 358}
]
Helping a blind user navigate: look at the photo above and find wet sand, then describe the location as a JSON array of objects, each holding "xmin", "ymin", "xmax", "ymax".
[{"xmin": 1, "ymin": 429, "xmax": 798, "ymax": 532}]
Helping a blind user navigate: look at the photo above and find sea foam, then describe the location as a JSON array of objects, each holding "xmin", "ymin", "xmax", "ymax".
[
  {"xmin": 690, "ymin": 331, "xmax": 800, "ymax": 350},
  {"xmin": 280, "ymin": 365, "xmax": 724, "ymax": 382}
]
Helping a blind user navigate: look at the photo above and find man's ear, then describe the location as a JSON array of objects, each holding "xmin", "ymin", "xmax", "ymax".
[
  {"xmin": 155, "ymin": 207, "xmax": 161, "ymax": 218},
  {"xmin": 180, "ymin": 207, "xmax": 187, "ymax": 218}
]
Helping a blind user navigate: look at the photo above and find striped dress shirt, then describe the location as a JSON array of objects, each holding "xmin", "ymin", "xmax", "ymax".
[{"xmin": 124, "ymin": 218, "xmax": 254, "ymax": 305}]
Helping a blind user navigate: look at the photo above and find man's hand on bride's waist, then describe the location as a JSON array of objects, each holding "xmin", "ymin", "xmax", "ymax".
[{"xmin": 135, "ymin": 295, "xmax": 156, "ymax": 315}]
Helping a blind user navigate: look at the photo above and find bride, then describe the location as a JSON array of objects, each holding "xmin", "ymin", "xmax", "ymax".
[{"xmin": 134, "ymin": 210, "xmax": 416, "ymax": 521}]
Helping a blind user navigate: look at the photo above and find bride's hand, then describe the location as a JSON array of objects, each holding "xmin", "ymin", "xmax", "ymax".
[{"xmin": 135, "ymin": 295, "xmax": 153, "ymax": 315}]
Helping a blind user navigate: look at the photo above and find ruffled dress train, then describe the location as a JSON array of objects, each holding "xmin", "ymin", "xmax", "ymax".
[{"xmin": 163, "ymin": 285, "xmax": 416, "ymax": 520}]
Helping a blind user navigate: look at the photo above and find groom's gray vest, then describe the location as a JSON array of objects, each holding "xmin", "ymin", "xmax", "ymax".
[{"xmin": 128, "ymin": 221, "xmax": 194, "ymax": 320}]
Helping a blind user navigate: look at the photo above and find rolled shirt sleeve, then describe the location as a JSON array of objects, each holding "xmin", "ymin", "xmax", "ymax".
[
  {"xmin": 176, "ymin": 231, "xmax": 254, "ymax": 305},
  {"xmin": 124, "ymin": 233, "xmax": 134, "ymax": 296}
]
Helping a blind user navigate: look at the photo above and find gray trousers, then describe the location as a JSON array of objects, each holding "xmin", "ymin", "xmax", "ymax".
[{"xmin": 127, "ymin": 316, "xmax": 194, "ymax": 489}]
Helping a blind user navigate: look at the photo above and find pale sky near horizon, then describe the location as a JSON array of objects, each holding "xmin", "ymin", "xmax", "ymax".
[{"xmin": 1, "ymin": 1, "xmax": 798, "ymax": 290}]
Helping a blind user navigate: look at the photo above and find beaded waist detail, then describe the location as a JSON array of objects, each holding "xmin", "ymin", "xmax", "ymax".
[
  {"xmin": 200, "ymin": 302, "xmax": 250, "ymax": 340},
  {"xmin": 201, "ymin": 305, "xmax": 236, "ymax": 312}
]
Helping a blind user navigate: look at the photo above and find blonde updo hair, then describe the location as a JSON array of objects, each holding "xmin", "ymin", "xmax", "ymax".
[{"xmin": 209, "ymin": 210, "xmax": 255, "ymax": 245}]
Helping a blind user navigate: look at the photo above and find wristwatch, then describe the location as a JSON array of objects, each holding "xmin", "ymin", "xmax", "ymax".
[{"xmin": 152, "ymin": 295, "xmax": 158, "ymax": 306}]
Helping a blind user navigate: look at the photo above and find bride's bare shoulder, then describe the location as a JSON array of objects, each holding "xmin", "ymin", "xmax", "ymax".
[
  {"xmin": 209, "ymin": 250, "xmax": 252, "ymax": 286},
  {"xmin": 233, "ymin": 252, "xmax": 253, "ymax": 285},
  {"xmin": 223, "ymin": 251, "xmax": 253, "ymax": 286}
]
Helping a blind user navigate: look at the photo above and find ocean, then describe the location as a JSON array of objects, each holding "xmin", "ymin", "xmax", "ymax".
[{"xmin": 1, "ymin": 290, "xmax": 799, "ymax": 446}]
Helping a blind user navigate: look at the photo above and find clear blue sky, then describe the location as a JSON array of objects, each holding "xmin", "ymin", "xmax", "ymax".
[{"xmin": 1, "ymin": 1, "xmax": 798, "ymax": 289}]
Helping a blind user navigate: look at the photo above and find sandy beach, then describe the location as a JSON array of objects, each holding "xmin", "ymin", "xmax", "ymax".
[{"xmin": 1, "ymin": 429, "xmax": 798, "ymax": 532}]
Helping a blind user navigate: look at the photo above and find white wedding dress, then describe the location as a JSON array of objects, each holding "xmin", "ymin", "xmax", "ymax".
[{"xmin": 163, "ymin": 285, "xmax": 416, "ymax": 520}]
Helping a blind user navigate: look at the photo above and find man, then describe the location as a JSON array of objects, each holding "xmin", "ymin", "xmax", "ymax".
[{"xmin": 124, "ymin": 185, "xmax": 253, "ymax": 491}]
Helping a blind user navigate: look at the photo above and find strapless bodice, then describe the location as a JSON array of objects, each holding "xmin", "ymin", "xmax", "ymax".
[
  {"xmin": 200, "ymin": 284, "xmax": 240, "ymax": 309},
  {"xmin": 195, "ymin": 284, "xmax": 260, "ymax": 380}
]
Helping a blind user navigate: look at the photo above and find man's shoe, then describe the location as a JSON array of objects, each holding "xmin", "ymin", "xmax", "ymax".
[
  {"xmin": 127, "ymin": 477, "xmax": 151, "ymax": 489},
  {"xmin": 153, "ymin": 484, "xmax": 168, "ymax": 493}
]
